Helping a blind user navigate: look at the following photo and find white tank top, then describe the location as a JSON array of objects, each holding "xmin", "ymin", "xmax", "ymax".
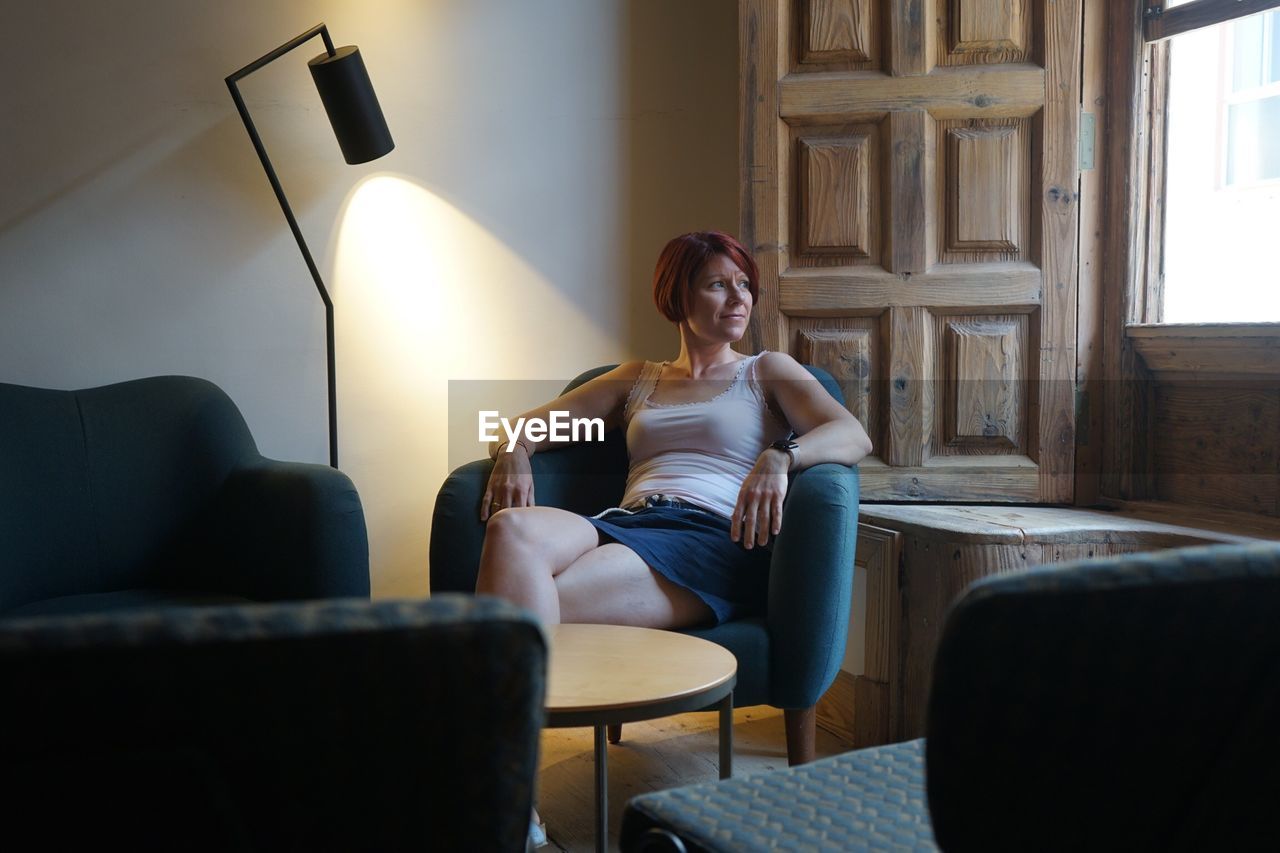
[{"xmin": 619, "ymin": 352, "xmax": 792, "ymax": 519}]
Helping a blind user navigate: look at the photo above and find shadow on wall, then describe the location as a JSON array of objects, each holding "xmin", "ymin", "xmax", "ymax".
[
  {"xmin": 0, "ymin": 0, "xmax": 314, "ymax": 237},
  {"xmin": 0, "ymin": 107, "xmax": 337, "ymax": 422}
]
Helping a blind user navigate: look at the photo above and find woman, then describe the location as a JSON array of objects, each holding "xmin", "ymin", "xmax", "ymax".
[{"xmin": 476, "ymin": 231, "xmax": 871, "ymax": 629}]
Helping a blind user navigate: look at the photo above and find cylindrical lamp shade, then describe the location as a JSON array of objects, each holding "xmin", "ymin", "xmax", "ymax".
[{"xmin": 308, "ymin": 45, "xmax": 394, "ymax": 164}]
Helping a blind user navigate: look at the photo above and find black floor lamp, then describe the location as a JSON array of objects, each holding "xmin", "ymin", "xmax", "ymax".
[{"xmin": 226, "ymin": 22, "xmax": 394, "ymax": 468}]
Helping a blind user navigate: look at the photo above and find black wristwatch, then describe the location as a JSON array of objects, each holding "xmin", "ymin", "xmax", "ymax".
[{"xmin": 769, "ymin": 438, "xmax": 799, "ymax": 469}]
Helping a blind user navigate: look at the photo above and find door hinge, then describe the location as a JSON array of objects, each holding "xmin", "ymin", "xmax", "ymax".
[
  {"xmin": 1079, "ymin": 112, "xmax": 1096, "ymax": 171},
  {"xmin": 1075, "ymin": 388, "xmax": 1090, "ymax": 446}
]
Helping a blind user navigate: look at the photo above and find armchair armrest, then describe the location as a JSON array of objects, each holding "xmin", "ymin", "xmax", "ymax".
[
  {"xmin": 199, "ymin": 460, "xmax": 370, "ymax": 600},
  {"xmin": 765, "ymin": 463, "xmax": 860, "ymax": 708},
  {"xmin": 430, "ymin": 459, "xmax": 493, "ymax": 593}
]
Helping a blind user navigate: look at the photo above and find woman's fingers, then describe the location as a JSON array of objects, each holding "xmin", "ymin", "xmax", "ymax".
[
  {"xmin": 742, "ymin": 496, "xmax": 761, "ymax": 549},
  {"xmin": 482, "ymin": 483, "xmax": 537, "ymax": 519},
  {"xmin": 756, "ymin": 501, "xmax": 772, "ymax": 546},
  {"xmin": 736, "ymin": 485, "xmax": 787, "ymax": 548},
  {"xmin": 482, "ymin": 451, "xmax": 537, "ymax": 519}
]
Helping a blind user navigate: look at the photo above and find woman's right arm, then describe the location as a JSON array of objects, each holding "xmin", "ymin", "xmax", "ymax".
[{"xmin": 481, "ymin": 361, "xmax": 644, "ymax": 520}]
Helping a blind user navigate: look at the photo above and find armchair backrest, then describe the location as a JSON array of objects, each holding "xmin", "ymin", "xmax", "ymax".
[
  {"xmin": 0, "ymin": 376, "xmax": 258, "ymax": 609},
  {"xmin": 925, "ymin": 542, "xmax": 1280, "ymax": 851},
  {"xmin": 0, "ymin": 595, "xmax": 545, "ymax": 851}
]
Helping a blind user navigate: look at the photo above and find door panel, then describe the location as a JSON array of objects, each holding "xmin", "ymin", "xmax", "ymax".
[{"xmin": 741, "ymin": 0, "xmax": 1081, "ymax": 502}]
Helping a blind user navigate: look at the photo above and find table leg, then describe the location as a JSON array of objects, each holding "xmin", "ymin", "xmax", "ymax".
[
  {"xmin": 594, "ymin": 724, "xmax": 608, "ymax": 853},
  {"xmin": 719, "ymin": 692, "xmax": 733, "ymax": 780}
]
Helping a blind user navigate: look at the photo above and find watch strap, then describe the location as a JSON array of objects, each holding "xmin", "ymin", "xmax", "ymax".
[{"xmin": 769, "ymin": 438, "xmax": 799, "ymax": 468}]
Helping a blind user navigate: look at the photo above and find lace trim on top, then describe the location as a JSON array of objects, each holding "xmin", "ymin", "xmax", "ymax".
[
  {"xmin": 644, "ymin": 355, "xmax": 755, "ymax": 409},
  {"xmin": 622, "ymin": 360, "xmax": 666, "ymax": 424}
]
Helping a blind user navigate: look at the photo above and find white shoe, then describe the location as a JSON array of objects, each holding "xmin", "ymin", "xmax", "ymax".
[{"xmin": 528, "ymin": 818, "xmax": 548, "ymax": 850}]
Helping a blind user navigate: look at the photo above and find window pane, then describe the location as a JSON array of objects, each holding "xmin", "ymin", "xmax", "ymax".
[
  {"xmin": 1269, "ymin": 10, "xmax": 1280, "ymax": 85},
  {"xmin": 1163, "ymin": 24, "xmax": 1280, "ymax": 323},
  {"xmin": 1226, "ymin": 95, "xmax": 1280, "ymax": 184},
  {"xmin": 1232, "ymin": 13, "xmax": 1264, "ymax": 91}
]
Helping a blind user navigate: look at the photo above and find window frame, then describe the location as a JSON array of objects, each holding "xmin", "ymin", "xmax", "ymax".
[
  {"xmin": 1144, "ymin": 0, "xmax": 1280, "ymax": 43},
  {"xmin": 1135, "ymin": 0, "xmax": 1280, "ymax": 328},
  {"xmin": 1096, "ymin": 0, "xmax": 1280, "ymax": 506}
]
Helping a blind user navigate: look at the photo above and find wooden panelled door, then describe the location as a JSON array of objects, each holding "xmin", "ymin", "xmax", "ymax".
[{"xmin": 741, "ymin": 0, "xmax": 1082, "ymax": 502}]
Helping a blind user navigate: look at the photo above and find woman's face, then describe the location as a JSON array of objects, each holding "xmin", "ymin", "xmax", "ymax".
[{"xmin": 682, "ymin": 254, "xmax": 753, "ymax": 344}]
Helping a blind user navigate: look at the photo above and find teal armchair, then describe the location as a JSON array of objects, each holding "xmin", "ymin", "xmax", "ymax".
[
  {"xmin": 430, "ymin": 364, "xmax": 860, "ymax": 764},
  {"xmin": 0, "ymin": 375, "xmax": 369, "ymax": 617}
]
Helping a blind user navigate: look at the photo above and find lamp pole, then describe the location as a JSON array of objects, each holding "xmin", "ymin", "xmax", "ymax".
[{"xmin": 226, "ymin": 23, "xmax": 393, "ymax": 468}]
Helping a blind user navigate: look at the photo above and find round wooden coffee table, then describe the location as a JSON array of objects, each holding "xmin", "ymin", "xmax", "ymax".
[{"xmin": 544, "ymin": 623, "xmax": 737, "ymax": 853}]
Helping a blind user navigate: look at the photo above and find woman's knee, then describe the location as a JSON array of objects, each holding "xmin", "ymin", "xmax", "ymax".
[
  {"xmin": 483, "ymin": 507, "xmax": 599, "ymax": 567},
  {"xmin": 482, "ymin": 507, "xmax": 536, "ymax": 551}
]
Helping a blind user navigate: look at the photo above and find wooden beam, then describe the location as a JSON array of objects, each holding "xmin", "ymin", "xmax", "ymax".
[
  {"xmin": 780, "ymin": 65, "xmax": 1045, "ymax": 120},
  {"xmin": 740, "ymin": 0, "xmax": 787, "ymax": 353},
  {"xmin": 780, "ymin": 264, "xmax": 1043, "ymax": 312},
  {"xmin": 1130, "ymin": 326, "xmax": 1280, "ymax": 379},
  {"xmin": 1145, "ymin": 0, "xmax": 1280, "ymax": 43},
  {"xmin": 1037, "ymin": 0, "xmax": 1083, "ymax": 503},
  {"xmin": 1101, "ymin": 0, "xmax": 1153, "ymax": 501}
]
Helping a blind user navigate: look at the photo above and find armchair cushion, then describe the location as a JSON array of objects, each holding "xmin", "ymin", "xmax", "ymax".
[{"xmin": 622, "ymin": 738, "xmax": 934, "ymax": 851}]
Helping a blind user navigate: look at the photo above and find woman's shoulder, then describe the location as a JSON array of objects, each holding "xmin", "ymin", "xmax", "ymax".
[
  {"xmin": 585, "ymin": 360, "xmax": 651, "ymax": 402},
  {"xmin": 752, "ymin": 350, "xmax": 810, "ymax": 380},
  {"xmin": 607, "ymin": 360, "xmax": 650, "ymax": 381}
]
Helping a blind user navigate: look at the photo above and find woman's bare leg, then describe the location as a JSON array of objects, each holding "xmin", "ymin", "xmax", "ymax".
[
  {"xmin": 555, "ymin": 543, "xmax": 714, "ymax": 628},
  {"xmin": 479, "ymin": 512, "xmax": 712, "ymax": 840},
  {"xmin": 475, "ymin": 506, "xmax": 600, "ymax": 623}
]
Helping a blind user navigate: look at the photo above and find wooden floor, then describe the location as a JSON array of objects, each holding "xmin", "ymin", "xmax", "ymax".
[{"xmin": 536, "ymin": 706, "xmax": 848, "ymax": 852}]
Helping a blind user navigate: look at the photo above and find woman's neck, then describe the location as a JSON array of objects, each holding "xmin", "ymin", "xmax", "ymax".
[{"xmin": 670, "ymin": 334, "xmax": 743, "ymax": 379}]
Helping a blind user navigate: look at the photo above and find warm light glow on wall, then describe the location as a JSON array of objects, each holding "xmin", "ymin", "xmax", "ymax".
[{"xmin": 330, "ymin": 174, "xmax": 616, "ymax": 595}]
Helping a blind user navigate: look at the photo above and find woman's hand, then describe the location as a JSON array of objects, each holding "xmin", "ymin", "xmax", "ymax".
[
  {"xmin": 731, "ymin": 448, "xmax": 790, "ymax": 549},
  {"xmin": 481, "ymin": 443, "xmax": 535, "ymax": 521}
]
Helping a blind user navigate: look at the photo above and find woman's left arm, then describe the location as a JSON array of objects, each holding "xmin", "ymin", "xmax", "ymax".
[
  {"xmin": 758, "ymin": 350, "xmax": 873, "ymax": 468},
  {"xmin": 732, "ymin": 351, "xmax": 872, "ymax": 549}
]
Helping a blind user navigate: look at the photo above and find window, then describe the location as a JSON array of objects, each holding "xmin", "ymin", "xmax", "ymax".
[
  {"xmin": 1224, "ymin": 10, "xmax": 1280, "ymax": 185},
  {"xmin": 1151, "ymin": 1, "xmax": 1280, "ymax": 322}
]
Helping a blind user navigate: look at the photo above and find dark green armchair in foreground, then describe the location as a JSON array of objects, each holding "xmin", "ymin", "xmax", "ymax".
[
  {"xmin": 0, "ymin": 595, "xmax": 546, "ymax": 851},
  {"xmin": 0, "ymin": 375, "xmax": 369, "ymax": 617},
  {"xmin": 431, "ymin": 364, "xmax": 860, "ymax": 765},
  {"xmin": 621, "ymin": 541, "xmax": 1280, "ymax": 851}
]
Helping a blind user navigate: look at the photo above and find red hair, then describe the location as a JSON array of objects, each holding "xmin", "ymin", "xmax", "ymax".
[{"xmin": 652, "ymin": 231, "xmax": 760, "ymax": 323}]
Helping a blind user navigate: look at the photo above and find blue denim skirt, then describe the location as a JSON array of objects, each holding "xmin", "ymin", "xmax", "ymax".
[{"xmin": 585, "ymin": 496, "xmax": 771, "ymax": 624}]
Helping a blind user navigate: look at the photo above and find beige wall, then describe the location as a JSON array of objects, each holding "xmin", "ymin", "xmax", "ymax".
[{"xmin": 0, "ymin": 0, "xmax": 738, "ymax": 596}]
